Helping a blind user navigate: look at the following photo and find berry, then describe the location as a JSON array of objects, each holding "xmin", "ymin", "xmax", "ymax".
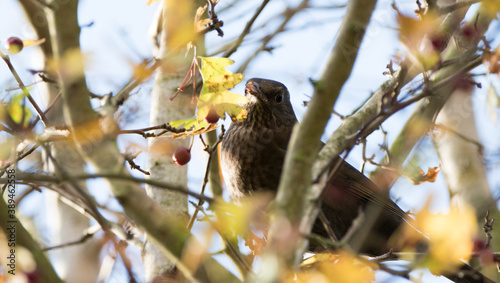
[
  {"xmin": 172, "ymin": 147, "xmax": 191, "ymax": 166},
  {"xmin": 473, "ymin": 238, "xmax": 486, "ymax": 252},
  {"xmin": 205, "ymin": 105, "xmax": 220, "ymax": 124},
  {"xmin": 430, "ymin": 34, "xmax": 447, "ymax": 52},
  {"xmin": 5, "ymin": 37, "xmax": 23, "ymax": 54}
]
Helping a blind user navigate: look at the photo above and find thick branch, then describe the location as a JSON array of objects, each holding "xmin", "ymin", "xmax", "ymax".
[{"xmin": 267, "ymin": 0, "xmax": 378, "ymax": 266}]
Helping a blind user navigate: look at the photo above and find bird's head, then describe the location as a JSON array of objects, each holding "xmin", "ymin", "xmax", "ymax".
[{"xmin": 243, "ymin": 78, "xmax": 297, "ymax": 127}]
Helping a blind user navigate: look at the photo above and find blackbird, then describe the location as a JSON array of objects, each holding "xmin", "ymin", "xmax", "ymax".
[
  {"xmin": 221, "ymin": 78, "xmax": 404, "ymax": 254},
  {"xmin": 220, "ymin": 78, "xmax": 493, "ymax": 282}
]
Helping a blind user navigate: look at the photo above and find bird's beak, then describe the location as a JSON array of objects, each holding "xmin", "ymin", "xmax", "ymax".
[{"xmin": 245, "ymin": 81, "xmax": 263, "ymax": 101}]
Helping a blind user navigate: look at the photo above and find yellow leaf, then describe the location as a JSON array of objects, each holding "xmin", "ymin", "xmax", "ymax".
[
  {"xmin": 145, "ymin": 0, "xmax": 159, "ymax": 5},
  {"xmin": 22, "ymin": 38, "xmax": 45, "ymax": 48},
  {"xmin": 164, "ymin": 1, "xmax": 196, "ymax": 50},
  {"xmin": 296, "ymin": 251, "xmax": 376, "ymax": 283},
  {"xmin": 213, "ymin": 194, "xmax": 271, "ymax": 240},
  {"xmin": 131, "ymin": 61, "xmax": 154, "ymax": 81},
  {"xmin": 7, "ymin": 93, "xmax": 32, "ymax": 127},
  {"xmin": 48, "ymin": 48, "xmax": 86, "ymax": 83},
  {"xmin": 480, "ymin": 0, "xmax": 500, "ymax": 18},
  {"xmin": 397, "ymin": 12, "xmax": 442, "ymax": 70},
  {"xmin": 397, "ymin": 202, "xmax": 477, "ymax": 274},
  {"xmin": 197, "ymin": 57, "xmax": 247, "ymax": 122}
]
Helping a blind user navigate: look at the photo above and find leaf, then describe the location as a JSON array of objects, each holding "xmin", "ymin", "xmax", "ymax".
[
  {"xmin": 169, "ymin": 117, "xmax": 199, "ymax": 129},
  {"xmin": 7, "ymin": 93, "xmax": 32, "ymax": 127},
  {"xmin": 397, "ymin": 12, "xmax": 442, "ymax": 70},
  {"xmin": 296, "ymin": 251, "xmax": 376, "ymax": 283},
  {"xmin": 404, "ymin": 166, "xmax": 441, "ymax": 185},
  {"xmin": 48, "ymin": 48, "xmax": 86, "ymax": 83},
  {"xmin": 197, "ymin": 57, "xmax": 247, "ymax": 123},
  {"xmin": 172, "ymin": 123, "xmax": 217, "ymax": 139},
  {"xmin": 487, "ymin": 84, "xmax": 500, "ymax": 123},
  {"xmin": 481, "ymin": 0, "xmax": 500, "ymax": 18},
  {"xmin": 22, "ymin": 38, "xmax": 45, "ymax": 48},
  {"xmin": 195, "ymin": 5, "xmax": 212, "ymax": 33},
  {"xmin": 396, "ymin": 201, "xmax": 478, "ymax": 274},
  {"xmin": 145, "ymin": 0, "xmax": 159, "ymax": 5}
]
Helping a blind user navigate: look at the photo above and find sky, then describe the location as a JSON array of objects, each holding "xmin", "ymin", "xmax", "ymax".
[{"xmin": 1, "ymin": 0, "xmax": 500, "ymax": 282}]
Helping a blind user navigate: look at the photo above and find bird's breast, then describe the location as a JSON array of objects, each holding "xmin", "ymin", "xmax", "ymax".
[{"xmin": 221, "ymin": 124, "xmax": 288, "ymax": 200}]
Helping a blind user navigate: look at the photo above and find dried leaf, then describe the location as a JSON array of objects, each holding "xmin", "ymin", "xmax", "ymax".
[
  {"xmin": 195, "ymin": 5, "xmax": 212, "ymax": 32},
  {"xmin": 404, "ymin": 165, "xmax": 440, "ymax": 185}
]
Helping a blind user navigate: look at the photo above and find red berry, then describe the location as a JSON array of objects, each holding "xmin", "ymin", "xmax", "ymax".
[
  {"xmin": 172, "ymin": 147, "xmax": 191, "ymax": 166},
  {"xmin": 5, "ymin": 37, "xmax": 23, "ymax": 54},
  {"xmin": 205, "ymin": 105, "xmax": 220, "ymax": 124},
  {"xmin": 430, "ymin": 34, "xmax": 447, "ymax": 52},
  {"xmin": 460, "ymin": 25, "xmax": 477, "ymax": 40},
  {"xmin": 473, "ymin": 238, "xmax": 486, "ymax": 252}
]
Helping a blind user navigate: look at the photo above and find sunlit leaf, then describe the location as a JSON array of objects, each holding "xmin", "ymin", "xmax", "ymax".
[
  {"xmin": 396, "ymin": 202, "xmax": 478, "ymax": 274},
  {"xmin": 172, "ymin": 123, "xmax": 217, "ymax": 139},
  {"xmin": 164, "ymin": 1, "xmax": 197, "ymax": 50},
  {"xmin": 48, "ymin": 48, "xmax": 86, "ymax": 82},
  {"xmin": 131, "ymin": 61, "xmax": 154, "ymax": 81},
  {"xmin": 487, "ymin": 84, "xmax": 500, "ymax": 123},
  {"xmin": 197, "ymin": 57, "xmax": 247, "ymax": 123},
  {"xmin": 295, "ymin": 251, "xmax": 376, "ymax": 283},
  {"xmin": 480, "ymin": 0, "xmax": 500, "ymax": 18},
  {"xmin": 213, "ymin": 194, "xmax": 271, "ymax": 241},
  {"xmin": 169, "ymin": 117, "xmax": 199, "ymax": 129},
  {"xmin": 397, "ymin": 12, "xmax": 442, "ymax": 70},
  {"xmin": 404, "ymin": 166, "xmax": 440, "ymax": 185},
  {"xmin": 22, "ymin": 38, "xmax": 45, "ymax": 48},
  {"xmin": 7, "ymin": 93, "xmax": 32, "ymax": 127}
]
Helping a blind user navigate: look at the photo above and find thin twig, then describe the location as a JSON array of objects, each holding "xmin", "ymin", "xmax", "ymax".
[
  {"xmin": 187, "ymin": 125, "xmax": 225, "ymax": 230},
  {"xmin": 0, "ymin": 50, "xmax": 50, "ymax": 127},
  {"xmin": 43, "ymin": 227, "xmax": 100, "ymax": 251},
  {"xmin": 118, "ymin": 123, "xmax": 186, "ymax": 138},
  {"xmin": 29, "ymin": 91, "xmax": 62, "ymax": 130},
  {"xmin": 4, "ymin": 172, "xmax": 213, "ymax": 203},
  {"xmin": 124, "ymin": 152, "xmax": 150, "ymax": 175},
  {"xmin": 223, "ymin": 0, "xmax": 270, "ymax": 57}
]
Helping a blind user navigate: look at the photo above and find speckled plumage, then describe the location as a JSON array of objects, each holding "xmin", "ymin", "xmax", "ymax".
[
  {"xmin": 220, "ymin": 78, "xmax": 404, "ymax": 255},
  {"xmin": 220, "ymin": 79, "xmax": 493, "ymax": 283}
]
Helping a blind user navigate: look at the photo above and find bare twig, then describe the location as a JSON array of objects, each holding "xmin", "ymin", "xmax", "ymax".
[
  {"xmin": 4, "ymin": 172, "xmax": 213, "ymax": 203},
  {"xmin": 29, "ymin": 91, "xmax": 62, "ymax": 130},
  {"xmin": 223, "ymin": 0, "xmax": 270, "ymax": 58},
  {"xmin": 118, "ymin": 123, "xmax": 186, "ymax": 138},
  {"xmin": 0, "ymin": 50, "xmax": 50, "ymax": 127},
  {"xmin": 125, "ymin": 152, "xmax": 150, "ymax": 175},
  {"xmin": 187, "ymin": 125, "xmax": 225, "ymax": 230},
  {"xmin": 43, "ymin": 226, "xmax": 100, "ymax": 251},
  {"xmin": 483, "ymin": 210, "xmax": 494, "ymax": 249}
]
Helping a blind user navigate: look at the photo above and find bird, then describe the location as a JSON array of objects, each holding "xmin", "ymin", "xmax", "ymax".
[{"xmin": 220, "ymin": 78, "xmax": 493, "ymax": 282}]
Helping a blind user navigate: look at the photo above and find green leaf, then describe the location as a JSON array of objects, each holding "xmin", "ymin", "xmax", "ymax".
[{"xmin": 169, "ymin": 117, "xmax": 200, "ymax": 130}]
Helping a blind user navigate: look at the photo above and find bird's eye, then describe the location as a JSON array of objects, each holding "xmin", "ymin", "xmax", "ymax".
[{"xmin": 275, "ymin": 94, "xmax": 283, "ymax": 103}]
